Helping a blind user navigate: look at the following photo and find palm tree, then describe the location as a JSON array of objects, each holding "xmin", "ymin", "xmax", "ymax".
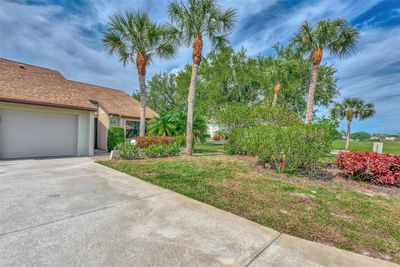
[
  {"xmin": 168, "ymin": 0, "xmax": 236, "ymax": 155},
  {"xmin": 146, "ymin": 113, "xmax": 176, "ymax": 136},
  {"xmin": 103, "ymin": 11, "xmax": 176, "ymax": 136},
  {"xmin": 330, "ymin": 97, "xmax": 375, "ymax": 150},
  {"xmin": 291, "ymin": 18, "xmax": 359, "ymax": 123}
]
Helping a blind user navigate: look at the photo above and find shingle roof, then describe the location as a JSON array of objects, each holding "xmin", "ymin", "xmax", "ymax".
[{"xmin": 0, "ymin": 58, "xmax": 157, "ymax": 119}]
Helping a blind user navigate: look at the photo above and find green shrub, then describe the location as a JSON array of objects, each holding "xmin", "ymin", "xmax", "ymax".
[
  {"xmin": 225, "ymin": 124, "xmax": 333, "ymax": 177},
  {"xmin": 107, "ymin": 126, "xmax": 125, "ymax": 151},
  {"xmin": 115, "ymin": 142, "xmax": 139, "ymax": 159},
  {"xmin": 175, "ymin": 135, "xmax": 186, "ymax": 147},
  {"xmin": 144, "ymin": 143, "xmax": 181, "ymax": 158},
  {"xmin": 215, "ymin": 102, "xmax": 302, "ymax": 131}
]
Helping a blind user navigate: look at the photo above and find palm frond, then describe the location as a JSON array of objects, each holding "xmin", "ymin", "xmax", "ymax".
[
  {"xmin": 291, "ymin": 18, "xmax": 359, "ymax": 59},
  {"xmin": 168, "ymin": 0, "xmax": 236, "ymax": 48},
  {"xmin": 330, "ymin": 97, "xmax": 375, "ymax": 121},
  {"xmin": 103, "ymin": 10, "xmax": 178, "ymax": 68}
]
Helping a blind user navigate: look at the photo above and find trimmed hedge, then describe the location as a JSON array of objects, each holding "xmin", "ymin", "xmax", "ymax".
[
  {"xmin": 107, "ymin": 126, "xmax": 125, "ymax": 151},
  {"xmin": 225, "ymin": 125, "xmax": 333, "ymax": 176},
  {"xmin": 336, "ymin": 151, "xmax": 400, "ymax": 186}
]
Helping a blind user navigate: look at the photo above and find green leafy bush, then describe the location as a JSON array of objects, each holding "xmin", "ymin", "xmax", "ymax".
[
  {"xmin": 350, "ymin": 131, "xmax": 371, "ymax": 141},
  {"xmin": 215, "ymin": 102, "xmax": 302, "ymax": 131},
  {"xmin": 175, "ymin": 135, "xmax": 186, "ymax": 147},
  {"xmin": 107, "ymin": 126, "xmax": 125, "ymax": 151},
  {"xmin": 144, "ymin": 144, "xmax": 181, "ymax": 158},
  {"xmin": 225, "ymin": 124, "xmax": 333, "ymax": 176},
  {"xmin": 115, "ymin": 143, "xmax": 139, "ymax": 159}
]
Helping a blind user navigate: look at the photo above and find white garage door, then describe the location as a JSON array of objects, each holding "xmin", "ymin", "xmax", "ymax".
[{"xmin": 0, "ymin": 109, "xmax": 78, "ymax": 159}]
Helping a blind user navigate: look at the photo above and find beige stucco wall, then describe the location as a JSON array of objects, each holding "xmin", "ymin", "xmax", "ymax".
[
  {"xmin": 0, "ymin": 101, "xmax": 94, "ymax": 156},
  {"xmin": 96, "ymin": 106, "xmax": 109, "ymax": 151}
]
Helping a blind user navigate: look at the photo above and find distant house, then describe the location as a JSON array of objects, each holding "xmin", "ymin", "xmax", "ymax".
[
  {"xmin": 385, "ymin": 136, "xmax": 398, "ymax": 141},
  {"xmin": 207, "ymin": 123, "xmax": 224, "ymax": 138},
  {"xmin": 369, "ymin": 136, "xmax": 383, "ymax": 142},
  {"xmin": 0, "ymin": 58, "xmax": 157, "ymax": 159}
]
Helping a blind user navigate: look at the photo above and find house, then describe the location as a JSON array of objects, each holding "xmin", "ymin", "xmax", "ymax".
[
  {"xmin": 0, "ymin": 58, "xmax": 157, "ymax": 159},
  {"xmin": 207, "ymin": 123, "xmax": 222, "ymax": 138}
]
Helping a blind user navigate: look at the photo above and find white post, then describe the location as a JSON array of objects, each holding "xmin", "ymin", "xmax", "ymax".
[{"xmin": 373, "ymin": 142, "xmax": 383, "ymax": 153}]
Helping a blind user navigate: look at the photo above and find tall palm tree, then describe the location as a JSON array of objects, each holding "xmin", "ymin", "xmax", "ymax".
[
  {"xmin": 103, "ymin": 11, "xmax": 176, "ymax": 136},
  {"xmin": 168, "ymin": 0, "xmax": 236, "ymax": 155},
  {"xmin": 291, "ymin": 18, "xmax": 359, "ymax": 123},
  {"xmin": 330, "ymin": 97, "xmax": 375, "ymax": 150}
]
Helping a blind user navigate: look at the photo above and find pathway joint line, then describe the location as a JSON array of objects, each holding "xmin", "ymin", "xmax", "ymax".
[
  {"xmin": 244, "ymin": 233, "xmax": 282, "ymax": 267},
  {"xmin": 0, "ymin": 191, "xmax": 169, "ymax": 238}
]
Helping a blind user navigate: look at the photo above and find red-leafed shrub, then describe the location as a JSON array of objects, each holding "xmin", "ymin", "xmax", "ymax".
[
  {"xmin": 336, "ymin": 151, "xmax": 400, "ymax": 186},
  {"xmin": 213, "ymin": 134, "xmax": 222, "ymax": 141},
  {"xmin": 135, "ymin": 136, "xmax": 175, "ymax": 148}
]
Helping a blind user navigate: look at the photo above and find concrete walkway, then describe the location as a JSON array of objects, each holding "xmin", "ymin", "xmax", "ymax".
[{"xmin": 0, "ymin": 157, "xmax": 397, "ymax": 267}]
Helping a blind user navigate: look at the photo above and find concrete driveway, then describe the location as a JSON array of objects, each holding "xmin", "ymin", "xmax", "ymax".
[{"xmin": 0, "ymin": 158, "xmax": 397, "ymax": 267}]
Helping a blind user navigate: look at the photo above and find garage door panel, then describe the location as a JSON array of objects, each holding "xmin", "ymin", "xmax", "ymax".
[{"xmin": 0, "ymin": 109, "xmax": 78, "ymax": 158}]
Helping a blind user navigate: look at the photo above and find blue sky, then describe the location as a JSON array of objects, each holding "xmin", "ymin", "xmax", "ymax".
[{"xmin": 0, "ymin": 0, "xmax": 399, "ymax": 133}]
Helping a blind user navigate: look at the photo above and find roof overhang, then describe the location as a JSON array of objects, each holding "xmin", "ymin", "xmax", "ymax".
[{"xmin": 0, "ymin": 98, "xmax": 97, "ymax": 112}]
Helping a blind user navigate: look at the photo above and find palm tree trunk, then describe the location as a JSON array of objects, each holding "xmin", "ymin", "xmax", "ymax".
[
  {"xmin": 272, "ymin": 80, "xmax": 282, "ymax": 106},
  {"xmin": 345, "ymin": 119, "xmax": 351, "ymax": 150},
  {"xmin": 186, "ymin": 32, "xmax": 203, "ymax": 156},
  {"xmin": 138, "ymin": 73, "xmax": 147, "ymax": 136},
  {"xmin": 305, "ymin": 48, "xmax": 323, "ymax": 124},
  {"xmin": 305, "ymin": 64, "xmax": 320, "ymax": 123},
  {"xmin": 137, "ymin": 52, "xmax": 147, "ymax": 136},
  {"xmin": 186, "ymin": 63, "xmax": 199, "ymax": 155}
]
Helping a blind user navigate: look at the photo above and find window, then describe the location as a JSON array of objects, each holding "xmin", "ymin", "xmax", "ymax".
[
  {"xmin": 109, "ymin": 117, "xmax": 120, "ymax": 126},
  {"xmin": 126, "ymin": 121, "xmax": 140, "ymax": 138}
]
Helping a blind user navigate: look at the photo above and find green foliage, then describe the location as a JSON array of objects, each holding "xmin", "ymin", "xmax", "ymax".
[
  {"xmin": 350, "ymin": 131, "xmax": 371, "ymax": 141},
  {"xmin": 146, "ymin": 110, "xmax": 207, "ymax": 142},
  {"xmin": 291, "ymin": 18, "xmax": 359, "ymax": 59},
  {"xmin": 175, "ymin": 135, "xmax": 186, "ymax": 147},
  {"xmin": 103, "ymin": 11, "xmax": 176, "ymax": 66},
  {"xmin": 133, "ymin": 72, "xmax": 186, "ymax": 113},
  {"xmin": 314, "ymin": 115, "xmax": 341, "ymax": 140},
  {"xmin": 146, "ymin": 112, "xmax": 176, "ymax": 136},
  {"xmin": 144, "ymin": 46, "xmax": 339, "ymax": 117},
  {"xmin": 330, "ymin": 97, "xmax": 376, "ymax": 122},
  {"xmin": 258, "ymin": 45, "xmax": 339, "ymax": 113},
  {"xmin": 144, "ymin": 143, "xmax": 180, "ymax": 158},
  {"xmin": 168, "ymin": 0, "xmax": 237, "ymax": 51},
  {"xmin": 225, "ymin": 124, "xmax": 333, "ymax": 177},
  {"xmin": 215, "ymin": 102, "xmax": 302, "ymax": 131},
  {"xmin": 107, "ymin": 126, "xmax": 125, "ymax": 151},
  {"xmin": 115, "ymin": 142, "xmax": 139, "ymax": 159}
]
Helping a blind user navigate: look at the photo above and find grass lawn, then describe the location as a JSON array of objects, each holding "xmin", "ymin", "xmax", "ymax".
[
  {"xmin": 193, "ymin": 143, "xmax": 225, "ymax": 154},
  {"xmin": 332, "ymin": 140, "xmax": 400, "ymax": 154},
  {"xmin": 99, "ymin": 155, "xmax": 400, "ymax": 263}
]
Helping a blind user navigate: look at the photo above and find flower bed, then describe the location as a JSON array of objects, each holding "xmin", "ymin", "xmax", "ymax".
[
  {"xmin": 135, "ymin": 136, "xmax": 175, "ymax": 148},
  {"xmin": 336, "ymin": 151, "xmax": 400, "ymax": 186}
]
